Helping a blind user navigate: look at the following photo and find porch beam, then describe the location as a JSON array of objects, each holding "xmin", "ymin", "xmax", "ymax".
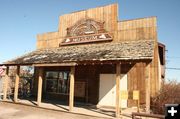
[
  {"xmin": 69, "ymin": 66, "xmax": 75, "ymax": 112},
  {"xmin": 37, "ymin": 67, "xmax": 43, "ymax": 106},
  {"xmin": 33, "ymin": 63, "xmax": 77, "ymax": 67},
  {"xmin": 3, "ymin": 66, "xmax": 9, "ymax": 101},
  {"xmin": 116, "ymin": 63, "xmax": 121, "ymax": 117},
  {"xmin": 145, "ymin": 63, "xmax": 151, "ymax": 113},
  {"xmin": 14, "ymin": 65, "xmax": 20, "ymax": 102}
]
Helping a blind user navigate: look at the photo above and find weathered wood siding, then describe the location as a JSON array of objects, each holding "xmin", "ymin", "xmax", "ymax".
[
  {"xmin": 36, "ymin": 4, "xmax": 118, "ymax": 49},
  {"xmin": 35, "ymin": 3, "xmax": 161, "ymax": 100},
  {"xmin": 117, "ymin": 17, "xmax": 159, "ymax": 97},
  {"xmin": 127, "ymin": 63, "xmax": 146, "ymax": 107},
  {"xmin": 36, "ymin": 32, "xmax": 60, "ymax": 49},
  {"xmin": 116, "ymin": 17, "xmax": 157, "ymax": 41},
  {"xmin": 150, "ymin": 42, "xmax": 160, "ymax": 96}
]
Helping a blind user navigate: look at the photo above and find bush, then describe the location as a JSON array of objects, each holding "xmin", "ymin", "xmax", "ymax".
[{"xmin": 151, "ymin": 80, "xmax": 180, "ymax": 114}]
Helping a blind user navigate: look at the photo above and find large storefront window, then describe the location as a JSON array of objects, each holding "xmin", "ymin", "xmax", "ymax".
[{"xmin": 46, "ymin": 71, "xmax": 69, "ymax": 94}]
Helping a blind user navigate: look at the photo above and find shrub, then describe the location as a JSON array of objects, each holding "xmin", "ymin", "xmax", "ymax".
[{"xmin": 151, "ymin": 80, "xmax": 180, "ymax": 114}]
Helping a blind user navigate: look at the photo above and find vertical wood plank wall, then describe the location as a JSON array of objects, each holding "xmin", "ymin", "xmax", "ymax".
[
  {"xmin": 117, "ymin": 17, "xmax": 157, "ymax": 42},
  {"xmin": 128, "ymin": 63, "xmax": 146, "ymax": 107},
  {"xmin": 36, "ymin": 4, "xmax": 118, "ymax": 49},
  {"xmin": 36, "ymin": 4, "xmax": 161, "ymax": 98}
]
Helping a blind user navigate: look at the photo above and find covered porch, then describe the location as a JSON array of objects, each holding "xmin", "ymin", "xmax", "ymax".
[{"xmin": 0, "ymin": 40, "xmax": 154, "ymax": 117}]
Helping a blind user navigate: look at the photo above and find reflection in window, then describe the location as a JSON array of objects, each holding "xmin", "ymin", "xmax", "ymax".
[{"xmin": 46, "ymin": 71, "xmax": 69, "ymax": 94}]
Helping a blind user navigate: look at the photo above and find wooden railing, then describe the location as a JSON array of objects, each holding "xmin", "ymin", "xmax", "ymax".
[{"xmin": 132, "ymin": 112, "xmax": 165, "ymax": 119}]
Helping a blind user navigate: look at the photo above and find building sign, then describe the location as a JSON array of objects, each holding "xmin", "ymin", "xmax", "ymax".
[
  {"xmin": 133, "ymin": 90, "xmax": 139, "ymax": 100},
  {"xmin": 61, "ymin": 33, "xmax": 112, "ymax": 45},
  {"xmin": 121, "ymin": 90, "xmax": 129, "ymax": 100},
  {"xmin": 60, "ymin": 18, "xmax": 112, "ymax": 45},
  {"xmin": 0, "ymin": 66, "xmax": 6, "ymax": 76}
]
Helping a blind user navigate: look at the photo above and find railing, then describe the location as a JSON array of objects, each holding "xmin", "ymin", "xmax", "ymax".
[{"xmin": 132, "ymin": 112, "xmax": 165, "ymax": 119}]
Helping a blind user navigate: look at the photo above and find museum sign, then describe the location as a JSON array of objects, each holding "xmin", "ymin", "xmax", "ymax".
[{"xmin": 60, "ymin": 18, "xmax": 112, "ymax": 45}]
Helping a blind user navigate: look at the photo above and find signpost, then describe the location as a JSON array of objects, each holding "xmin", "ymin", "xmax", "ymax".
[
  {"xmin": 121, "ymin": 90, "xmax": 128, "ymax": 100},
  {"xmin": 120, "ymin": 90, "xmax": 140, "ymax": 112},
  {"xmin": 133, "ymin": 90, "xmax": 140, "ymax": 112}
]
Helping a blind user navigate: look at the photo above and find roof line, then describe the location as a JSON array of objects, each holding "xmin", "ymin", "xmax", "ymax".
[{"xmin": 118, "ymin": 16, "xmax": 157, "ymax": 23}]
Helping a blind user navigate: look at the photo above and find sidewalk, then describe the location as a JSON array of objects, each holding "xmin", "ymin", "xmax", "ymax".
[
  {"xmin": 1, "ymin": 99, "xmax": 139, "ymax": 119},
  {"xmin": 0, "ymin": 102, "xmax": 109, "ymax": 119}
]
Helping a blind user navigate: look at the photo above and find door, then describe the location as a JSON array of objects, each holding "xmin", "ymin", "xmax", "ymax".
[{"xmin": 98, "ymin": 74, "xmax": 127, "ymax": 108}]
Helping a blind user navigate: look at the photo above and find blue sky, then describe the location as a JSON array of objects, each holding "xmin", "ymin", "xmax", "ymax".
[{"xmin": 0, "ymin": 0, "xmax": 180, "ymax": 81}]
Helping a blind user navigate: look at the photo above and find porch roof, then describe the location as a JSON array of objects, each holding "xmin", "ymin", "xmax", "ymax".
[{"xmin": 2, "ymin": 40, "xmax": 154, "ymax": 65}]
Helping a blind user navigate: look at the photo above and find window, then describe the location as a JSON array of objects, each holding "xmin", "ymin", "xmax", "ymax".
[{"xmin": 45, "ymin": 71, "xmax": 70, "ymax": 94}]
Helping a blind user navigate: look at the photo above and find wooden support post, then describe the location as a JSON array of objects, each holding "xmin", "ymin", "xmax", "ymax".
[
  {"xmin": 14, "ymin": 66, "xmax": 20, "ymax": 102},
  {"xmin": 137, "ymin": 99, "xmax": 140, "ymax": 112},
  {"xmin": 37, "ymin": 68, "xmax": 43, "ymax": 106},
  {"xmin": 116, "ymin": 63, "xmax": 121, "ymax": 117},
  {"xmin": 69, "ymin": 66, "xmax": 75, "ymax": 112},
  {"xmin": 3, "ymin": 66, "xmax": 9, "ymax": 101},
  {"xmin": 146, "ymin": 63, "xmax": 151, "ymax": 113}
]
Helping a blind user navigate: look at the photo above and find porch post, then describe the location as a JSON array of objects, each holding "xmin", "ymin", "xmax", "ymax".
[
  {"xmin": 37, "ymin": 67, "xmax": 43, "ymax": 106},
  {"xmin": 14, "ymin": 65, "xmax": 20, "ymax": 102},
  {"xmin": 69, "ymin": 66, "xmax": 75, "ymax": 112},
  {"xmin": 116, "ymin": 63, "xmax": 121, "ymax": 117},
  {"xmin": 145, "ymin": 63, "xmax": 151, "ymax": 113},
  {"xmin": 3, "ymin": 66, "xmax": 9, "ymax": 101}
]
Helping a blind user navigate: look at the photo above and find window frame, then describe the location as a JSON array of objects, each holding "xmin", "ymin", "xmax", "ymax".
[{"xmin": 45, "ymin": 71, "xmax": 70, "ymax": 95}]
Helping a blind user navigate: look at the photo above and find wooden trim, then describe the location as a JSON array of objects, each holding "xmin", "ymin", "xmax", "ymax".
[
  {"xmin": 158, "ymin": 43, "xmax": 166, "ymax": 65},
  {"xmin": 69, "ymin": 66, "xmax": 75, "ymax": 111},
  {"xmin": 3, "ymin": 66, "xmax": 9, "ymax": 101},
  {"xmin": 146, "ymin": 63, "xmax": 151, "ymax": 113},
  {"xmin": 118, "ymin": 16, "xmax": 157, "ymax": 23},
  {"xmin": 14, "ymin": 66, "xmax": 20, "ymax": 103},
  {"xmin": 33, "ymin": 63, "xmax": 77, "ymax": 67},
  {"xmin": 60, "ymin": 38, "xmax": 112, "ymax": 46},
  {"xmin": 37, "ymin": 67, "xmax": 43, "ymax": 106},
  {"xmin": 132, "ymin": 112, "xmax": 164, "ymax": 119},
  {"xmin": 115, "ymin": 63, "xmax": 121, "ymax": 117},
  {"xmin": 0, "ymin": 64, "xmax": 33, "ymax": 66}
]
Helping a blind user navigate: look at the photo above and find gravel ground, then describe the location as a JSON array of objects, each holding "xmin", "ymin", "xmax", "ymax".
[{"xmin": 0, "ymin": 102, "xmax": 111, "ymax": 119}]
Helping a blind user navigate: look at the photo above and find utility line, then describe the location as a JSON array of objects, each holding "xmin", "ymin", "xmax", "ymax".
[{"xmin": 166, "ymin": 67, "xmax": 180, "ymax": 70}]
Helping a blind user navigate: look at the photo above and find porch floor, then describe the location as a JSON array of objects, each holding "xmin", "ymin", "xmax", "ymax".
[{"xmin": 3, "ymin": 98, "xmax": 139, "ymax": 118}]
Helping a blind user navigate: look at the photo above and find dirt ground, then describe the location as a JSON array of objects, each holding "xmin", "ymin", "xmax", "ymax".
[{"xmin": 0, "ymin": 102, "xmax": 111, "ymax": 119}]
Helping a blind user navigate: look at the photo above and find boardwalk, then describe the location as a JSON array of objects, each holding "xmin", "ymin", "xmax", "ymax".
[{"xmin": 0, "ymin": 102, "xmax": 110, "ymax": 119}]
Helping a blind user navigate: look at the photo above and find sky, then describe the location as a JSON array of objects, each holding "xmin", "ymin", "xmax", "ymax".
[{"xmin": 0, "ymin": 0, "xmax": 180, "ymax": 81}]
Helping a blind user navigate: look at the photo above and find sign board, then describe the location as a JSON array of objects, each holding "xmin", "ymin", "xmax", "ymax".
[
  {"xmin": 0, "ymin": 66, "xmax": 6, "ymax": 76},
  {"xmin": 121, "ymin": 90, "xmax": 128, "ymax": 100},
  {"xmin": 61, "ymin": 33, "xmax": 112, "ymax": 45},
  {"xmin": 61, "ymin": 18, "xmax": 112, "ymax": 46},
  {"xmin": 133, "ymin": 90, "xmax": 139, "ymax": 100},
  {"xmin": 74, "ymin": 81, "xmax": 86, "ymax": 97}
]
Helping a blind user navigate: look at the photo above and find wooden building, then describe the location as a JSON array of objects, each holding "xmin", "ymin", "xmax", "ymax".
[{"xmin": 0, "ymin": 4, "xmax": 165, "ymax": 117}]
